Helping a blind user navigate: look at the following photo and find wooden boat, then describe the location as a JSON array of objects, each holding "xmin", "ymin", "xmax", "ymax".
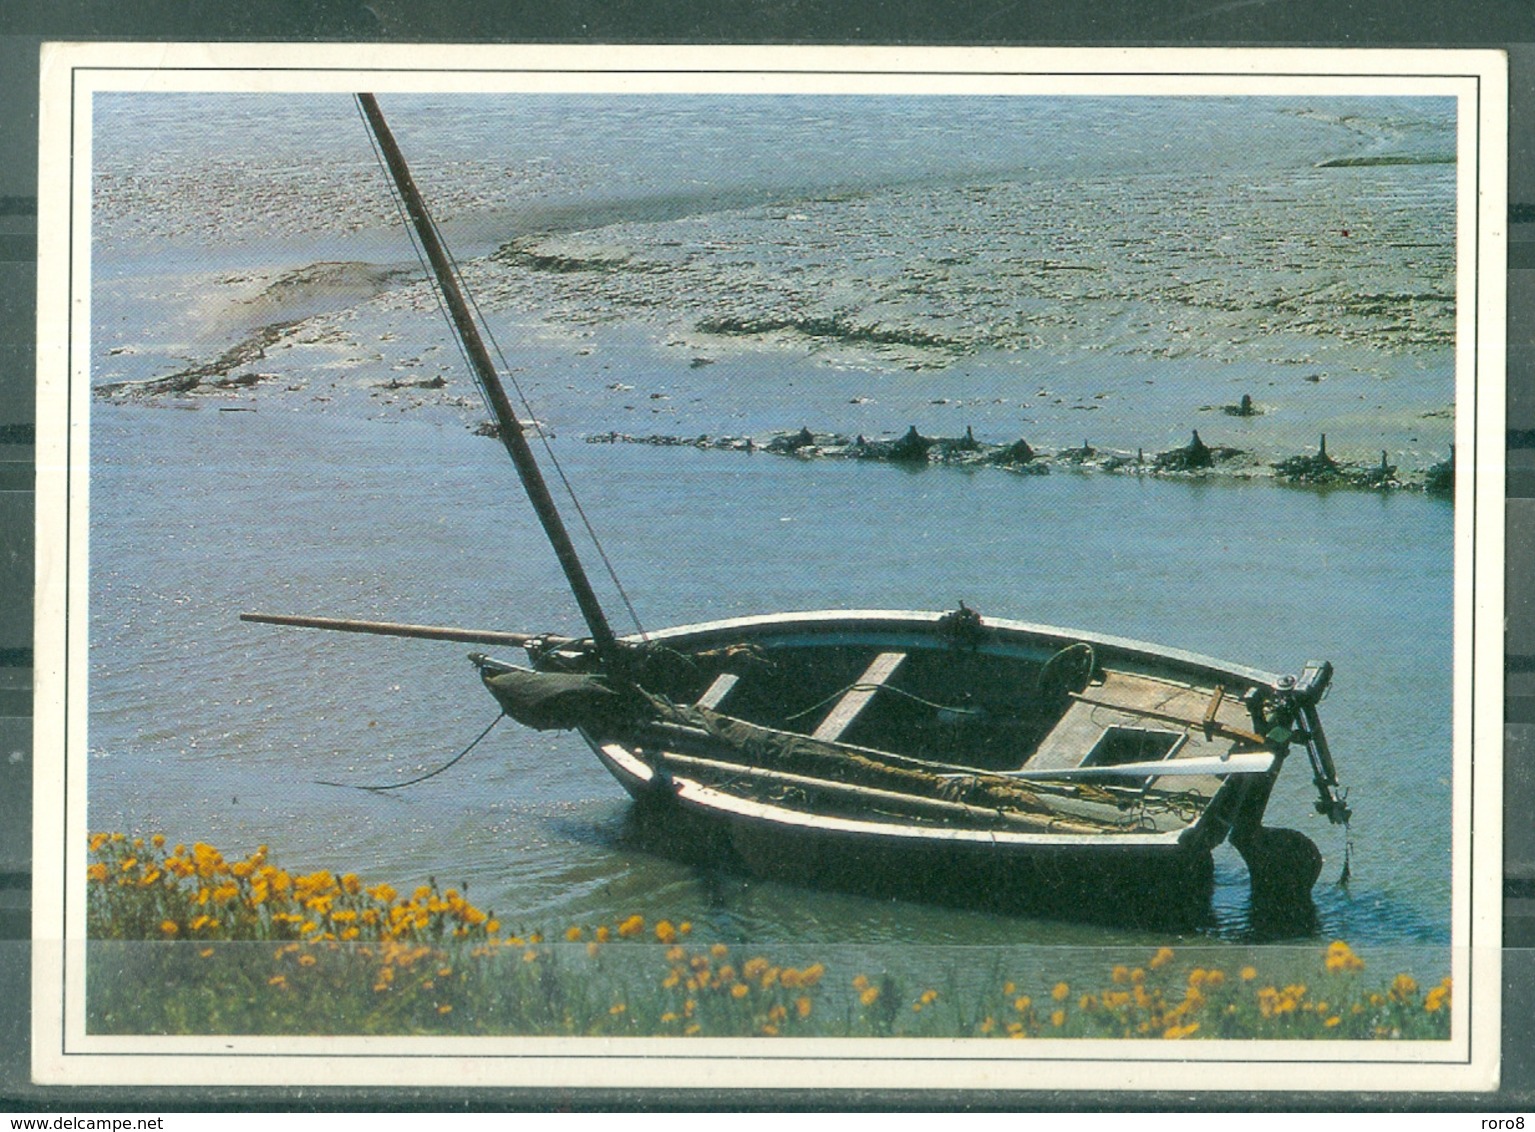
[{"xmin": 244, "ymin": 96, "xmax": 1352, "ymax": 926}]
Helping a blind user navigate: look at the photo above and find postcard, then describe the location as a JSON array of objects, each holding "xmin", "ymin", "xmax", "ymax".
[{"xmin": 32, "ymin": 43, "xmax": 1506, "ymax": 1090}]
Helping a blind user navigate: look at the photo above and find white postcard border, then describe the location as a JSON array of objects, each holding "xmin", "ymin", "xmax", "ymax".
[{"xmin": 32, "ymin": 41, "xmax": 1508, "ymax": 1092}]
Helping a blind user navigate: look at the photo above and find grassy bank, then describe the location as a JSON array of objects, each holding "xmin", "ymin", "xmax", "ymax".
[{"xmin": 87, "ymin": 833, "xmax": 1452, "ymax": 1040}]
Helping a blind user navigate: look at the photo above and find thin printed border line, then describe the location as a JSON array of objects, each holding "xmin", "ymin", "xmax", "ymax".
[{"xmin": 53, "ymin": 57, "xmax": 1489, "ymax": 1075}]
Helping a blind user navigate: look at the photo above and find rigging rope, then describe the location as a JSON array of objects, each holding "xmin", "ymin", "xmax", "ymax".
[
  {"xmin": 354, "ymin": 95, "xmax": 648, "ymax": 643},
  {"xmin": 315, "ymin": 712, "xmax": 505, "ymax": 793},
  {"xmin": 782, "ymin": 679, "xmax": 978, "ymax": 723}
]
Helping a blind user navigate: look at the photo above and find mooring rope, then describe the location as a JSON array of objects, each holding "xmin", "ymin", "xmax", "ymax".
[{"xmin": 316, "ymin": 712, "xmax": 505, "ymax": 793}]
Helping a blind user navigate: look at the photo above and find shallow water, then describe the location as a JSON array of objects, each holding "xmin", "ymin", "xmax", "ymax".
[
  {"xmin": 85, "ymin": 92, "xmax": 1458, "ymax": 978},
  {"xmin": 86, "ymin": 403, "xmax": 1452, "ymax": 955}
]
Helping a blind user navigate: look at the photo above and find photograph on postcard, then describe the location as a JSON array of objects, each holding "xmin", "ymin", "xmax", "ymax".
[{"xmin": 32, "ymin": 46, "xmax": 1505, "ymax": 1089}]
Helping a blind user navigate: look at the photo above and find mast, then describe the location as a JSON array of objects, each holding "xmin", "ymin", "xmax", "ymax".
[{"xmin": 357, "ymin": 93, "xmax": 626, "ymax": 673}]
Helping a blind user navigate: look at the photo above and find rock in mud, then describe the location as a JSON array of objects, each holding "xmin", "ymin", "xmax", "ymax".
[{"xmin": 94, "ymin": 321, "xmax": 300, "ymax": 401}]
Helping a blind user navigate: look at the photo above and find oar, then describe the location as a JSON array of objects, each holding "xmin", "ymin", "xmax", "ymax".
[
  {"xmin": 986, "ymin": 751, "xmax": 1276, "ymax": 781},
  {"xmin": 240, "ymin": 612, "xmax": 569, "ymax": 650},
  {"xmin": 642, "ymin": 715, "xmax": 1275, "ymax": 785}
]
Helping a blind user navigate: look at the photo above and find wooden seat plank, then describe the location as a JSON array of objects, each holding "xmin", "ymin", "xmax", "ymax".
[
  {"xmin": 812, "ymin": 652, "xmax": 907, "ymax": 742},
  {"xmin": 696, "ymin": 672, "xmax": 740, "ymax": 711}
]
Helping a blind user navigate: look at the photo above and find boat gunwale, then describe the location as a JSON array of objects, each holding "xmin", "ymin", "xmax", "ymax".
[{"xmin": 606, "ymin": 607, "xmax": 1292, "ymax": 690}]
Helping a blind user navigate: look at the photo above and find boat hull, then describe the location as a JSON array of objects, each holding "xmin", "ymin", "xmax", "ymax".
[
  {"xmin": 485, "ymin": 608, "xmax": 1325, "ymax": 926},
  {"xmin": 594, "ymin": 733, "xmax": 1220, "ymax": 926}
]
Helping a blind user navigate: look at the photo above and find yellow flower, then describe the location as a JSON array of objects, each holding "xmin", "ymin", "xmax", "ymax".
[
  {"xmin": 1425, "ymin": 978, "xmax": 1452, "ymax": 1013},
  {"xmin": 731, "ymin": 984, "xmax": 750, "ymax": 999},
  {"xmin": 860, "ymin": 986, "xmax": 880, "ymax": 1006},
  {"xmin": 1390, "ymin": 973, "xmax": 1419, "ymax": 1003},
  {"xmin": 1013, "ymin": 996, "xmax": 1032, "ymax": 1013},
  {"xmin": 151, "ymin": 833, "xmax": 165, "ymax": 847},
  {"xmin": 1051, "ymin": 982, "xmax": 1070, "ymax": 1002},
  {"xmin": 565, "ymin": 925, "xmax": 583, "ymax": 942},
  {"xmin": 1325, "ymin": 940, "xmax": 1365, "ymax": 973},
  {"xmin": 655, "ymin": 920, "xmax": 677, "ymax": 944},
  {"xmin": 710, "ymin": 942, "xmax": 729, "ymax": 959},
  {"xmin": 1050, "ymin": 1010, "xmax": 1066, "ymax": 1028},
  {"xmin": 159, "ymin": 920, "xmax": 178, "ymax": 935},
  {"xmin": 609, "ymin": 1003, "xmax": 627, "ymax": 1015},
  {"xmin": 617, "ymin": 914, "xmax": 644, "ymax": 939},
  {"xmin": 1150, "ymin": 947, "xmax": 1175, "ymax": 970},
  {"xmin": 1110, "ymin": 966, "xmax": 1129, "ymax": 985},
  {"xmin": 796, "ymin": 996, "xmax": 812, "ymax": 1019},
  {"xmin": 1240, "ymin": 966, "xmax": 1258, "ymax": 982},
  {"xmin": 1162, "ymin": 1022, "xmax": 1199, "ymax": 1039},
  {"xmin": 87, "ymin": 863, "xmax": 108, "ymax": 883}
]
